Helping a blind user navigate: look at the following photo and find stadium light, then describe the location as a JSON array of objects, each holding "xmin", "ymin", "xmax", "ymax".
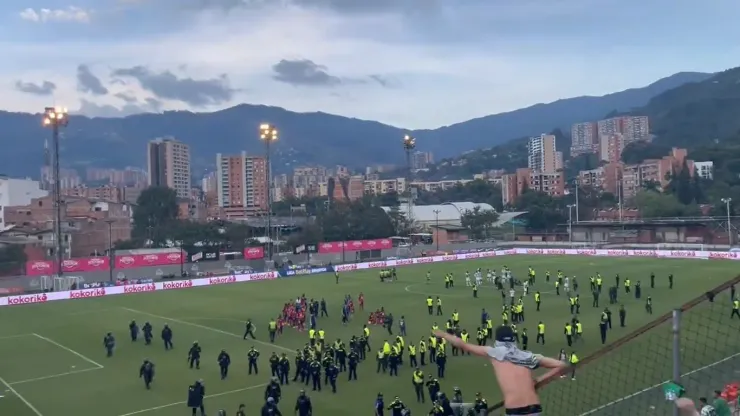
[
  {"xmin": 259, "ymin": 123, "xmax": 278, "ymax": 262},
  {"xmin": 43, "ymin": 106, "xmax": 69, "ymax": 278},
  {"xmin": 722, "ymin": 198, "xmax": 733, "ymax": 246},
  {"xmin": 402, "ymin": 135, "xmax": 417, "ymax": 223}
]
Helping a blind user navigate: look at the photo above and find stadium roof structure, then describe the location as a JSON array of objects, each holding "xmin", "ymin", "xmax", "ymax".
[
  {"xmin": 491, "ymin": 211, "xmax": 528, "ymax": 227},
  {"xmin": 382, "ymin": 202, "xmax": 495, "ymax": 225}
]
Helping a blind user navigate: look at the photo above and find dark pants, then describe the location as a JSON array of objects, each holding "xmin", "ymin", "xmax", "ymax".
[
  {"xmin": 279, "ymin": 369, "xmax": 288, "ymax": 385},
  {"xmin": 220, "ymin": 365, "xmax": 228, "ymax": 379},
  {"xmin": 189, "ymin": 358, "xmax": 200, "ymax": 369},
  {"xmin": 249, "ymin": 361, "xmax": 258, "ymax": 374},
  {"xmin": 164, "ymin": 339, "xmax": 173, "ymax": 350},
  {"xmin": 414, "ymin": 384, "xmax": 424, "ymax": 402},
  {"xmin": 537, "ymin": 334, "xmax": 544, "ymax": 344},
  {"xmin": 348, "ymin": 366, "xmax": 357, "ymax": 380}
]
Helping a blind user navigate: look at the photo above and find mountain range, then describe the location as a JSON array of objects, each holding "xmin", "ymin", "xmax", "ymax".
[{"xmin": 0, "ymin": 71, "xmax": 715, "ymax": 178}]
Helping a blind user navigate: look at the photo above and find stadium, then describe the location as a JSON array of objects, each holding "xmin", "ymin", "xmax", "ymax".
[{"xmin": 0, "ymin": 246, "xmax": 738, "ymax": 416}]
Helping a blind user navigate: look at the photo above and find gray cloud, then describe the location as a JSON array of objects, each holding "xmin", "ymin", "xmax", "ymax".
[
  {"xmin": 77, "ymin": 64, "xmax": 109, "ymax": 95},
  {"xmin": 272, "ymin": 59, "xmax": 396, "ymax": 88},
  {"xmin": 77, "ymin": 98, "xmax": 162, "ymax": 118},
  {"xmin": 272, "ymin": 59, "xmax": 342, "ymax": 87},
  {"xmin": 111, "ymin": 66, "xmax": 234, "ymax": 106},
  {"xmin": 115, "ymin": 92, "xmax": 138, "ymax": 103},
  {"xmin": 14, "ymin": 80, "xmax": 56, "ymax": 96}
]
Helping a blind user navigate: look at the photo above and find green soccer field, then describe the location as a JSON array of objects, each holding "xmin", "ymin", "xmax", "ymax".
[{"xmin": 0, "ymin": 255, "xmax": 737, "ymax": 416}]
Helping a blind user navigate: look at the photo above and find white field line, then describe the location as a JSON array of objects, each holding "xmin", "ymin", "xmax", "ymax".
[
  {"xmin": 120, "ymin": 307, "xmax": 292, "ymax": 353},
  {"xmin": 0, "ymin": 375, "xmax": 43, "ymax": 416},
  {"xmin": 8, "ymin": 367, "xmax": 103, "ymax": 385},
  {"xmin": 32, "ymin": 333, "xmax": 104, "ymax": 369},
  {"xmin": 578, "ymin": 351, "xmax": 740, "ymax": 415},
  {"xmin": 0, "ymin": 333, "xmax": 34, "ymax": 341},
  {"xmin": 116, "ymin": 382, "xmax": 268, "ymax": 416}
]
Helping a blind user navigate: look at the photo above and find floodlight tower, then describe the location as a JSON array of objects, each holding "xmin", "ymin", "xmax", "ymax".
[
  {"xmin": 402, "ymin": 135, "xmax": 416, "ymax": 224},
  {"xmin": 259, "ymin": 123, "xmax": 278, "ymax": 261},
  {"xmin": 43, "ymin": 107, "xmax": 69, "ymax": 277},
  {"xmin": 722, "ymin": 197, "xmax": 733, "ymax": 246}
]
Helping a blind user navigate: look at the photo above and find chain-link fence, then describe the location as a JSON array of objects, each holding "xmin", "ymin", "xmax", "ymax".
[{"xmin": 487, "ymin": 275, "xmax": 740, "ymax": 415}]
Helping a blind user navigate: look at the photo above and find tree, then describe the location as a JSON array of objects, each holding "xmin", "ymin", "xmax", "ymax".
[
  {"xmin": 634, "ymin": 191, "xmax": 701, "ymax": 218},
  {"xmin": 132, "ymin": 186, "xmax": 179, "ymax": 245},
  {"xmin": 0, "ymin": 245, "xmax": 26, "ymax": 275},
  {"xmin": 385, "ymin": 205, "xmax": 413, "ymax": 235},
  {"xmin": 461, "ymin": 207, "xmax": 499, "ymax": 239},
  {"xmin": 514, "ymin": 190, "xmax": 566, "ymax": 231}
]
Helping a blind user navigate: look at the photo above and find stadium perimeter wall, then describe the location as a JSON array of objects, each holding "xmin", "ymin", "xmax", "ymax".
[{"xmin": 1, "ymin": 247, "xmax": 737, "ymax": 307}]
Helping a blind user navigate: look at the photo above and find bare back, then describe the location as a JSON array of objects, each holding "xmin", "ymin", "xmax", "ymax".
[{"xmin": 490, "ymin": 358, "xmax": 540, "ymax": 408}]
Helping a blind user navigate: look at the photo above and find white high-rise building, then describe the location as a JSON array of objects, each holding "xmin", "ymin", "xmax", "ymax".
[
  {"xmin": 694, "ymin": 161, "xmax": 714, "ymax": 180},
  {"xmin": 147, "ymin": 137, "xmax": 191, "ymax": 199},
  {"xmin": 528, "ymin": 134, "xmax": 561, "ymax": 173}
]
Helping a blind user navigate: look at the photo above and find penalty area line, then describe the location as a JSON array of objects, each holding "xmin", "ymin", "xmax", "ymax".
[
  {"xmin": 116, "ymin": 382, "xmax": 268, "ymax": 416},
  {"xmin": 32, "ymin": 333, "xmax": 105, "ymax": 369},
  {"xmin": 0, "ymin": 375, "xmax": 44, "ymax": 416},
  {"xmin": 8, "ymin": 367, "xmax": 103, "ymax": 385},
  {"xmin": 578, "ymin": 351, "xmax": 740, "ymax": 415},
  {"xmin": 120, "ymin": 307, "xmax": 292, "ymax": 353}
]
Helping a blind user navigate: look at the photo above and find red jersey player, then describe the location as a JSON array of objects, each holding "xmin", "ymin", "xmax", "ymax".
[{"xmin": 358, "ymin": 293, "xmax": 365, "ymax": 311}]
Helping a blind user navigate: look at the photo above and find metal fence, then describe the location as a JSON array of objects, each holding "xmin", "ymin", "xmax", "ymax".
[{"xmin": 486, "ymin": 275, "xmax": 740, "ymax": 415}]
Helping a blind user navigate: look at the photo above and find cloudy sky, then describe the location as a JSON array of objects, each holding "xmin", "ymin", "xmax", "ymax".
[{"xmin": 2, "ymin": 0, "xmax": 740, "ymax": 128}]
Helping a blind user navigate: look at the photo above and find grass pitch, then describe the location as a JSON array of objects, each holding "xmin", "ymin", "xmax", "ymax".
[{"xmin": 0, "ymin": 255, "xmax": 737, "ymax": 416}]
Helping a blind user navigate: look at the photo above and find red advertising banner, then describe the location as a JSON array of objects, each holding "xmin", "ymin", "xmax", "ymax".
[
  {"xmin": 318, "ymin": 238, "xmax": 392, "ymax": 254},
  {"xmin": 115, "ymin": 252, "xmax": 184, "ymax": 269},
  {"xmin": 25, "ymin": 257, "xmax": 111, "ymax": 276},
  {"xmin": 25, "ymin": 252, "xmax": 185, "ymax": 276},
  {"xmin": 243, "ymin": 246, "xmax": 265, "ymax": 260}
]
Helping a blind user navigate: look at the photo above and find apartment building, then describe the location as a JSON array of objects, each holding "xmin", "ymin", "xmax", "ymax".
[
  {"xmin": 530, "ymin": 171, "xmax": 565, "ymax": 198},
  {"xmin": 570, "ymin": 122, "xmax": 599, "ymax": 156},
  {"xmin": 364, "ymin": 178, "xmax": 407, "ymax": 195},
  {"xmin": 86, "ymin": 167, "xmax": 147, "ymax": 187},
  {"xmin": 412, "ymin": 179, "xmax": 474, "ymax": 193},
  {"xmin": 694, "ymin": 161, "xmax": 714, "ymax": 180},
  {"xmin": 147, "ymin": 137, "xmax": 191, "ymax": 199},
  {"xmin": 293, "ymin": 166, "xmax": 329, "ymax": 189},
  {"xmin": 216, "ymin": 152, "xmax": 268, "ymax": 219},
  {"xmin": 623, "ymin": 116, "xmax": 650, "ymax": 141},
  {"xmin": 527, "ymin": 134, "xmax": 561, "ymax": 172},
  {"xmin": 599, "ymin": 134, "xmax": 626, "ymax": 163},
  {"xmin": 578, "ymin": 163, "xmax": 622, "ymax": 195},
  {"xmin": 411, "ymin": 151, "xmax": 434, "ymax": 171},
  {"xmin": 63, "ymin": 185, "xmax": 129, "ymax": 203},
  {"xmin": 40, "ymin": 166, "xmax": 81, "ymax": 190},
  {"xmin": 581, "ymin": 148, "xmax": 697, "ymax": 199},
  {"xmin": 501, "ymin": 168, "xmax": 563, "ymax": 206}
]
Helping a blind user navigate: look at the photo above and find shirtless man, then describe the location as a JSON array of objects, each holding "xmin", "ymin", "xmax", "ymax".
[{"xmin": 434, "ymin": 326, "xmax": 567, "ymax": 416}]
